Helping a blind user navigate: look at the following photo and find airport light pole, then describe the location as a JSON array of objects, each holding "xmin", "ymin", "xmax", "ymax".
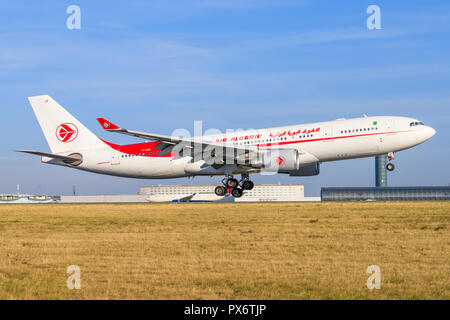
[{"xmin": 375, "ymin": 155, "xmax": 388, "ymax": 187}]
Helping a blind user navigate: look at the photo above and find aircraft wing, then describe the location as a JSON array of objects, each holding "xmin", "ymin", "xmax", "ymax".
[
  {"xmin": 97, "ymin": 118, "xmax": 184, "ymax": 146},
  {"xmin": 96, "ymin": 118, "xmax": 260, "ymax": 163},
  {"xmin": 178, "ymin": 193, "xmax": 196, "ymax": 202}
]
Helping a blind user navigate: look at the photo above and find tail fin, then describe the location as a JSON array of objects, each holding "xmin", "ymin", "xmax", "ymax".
[{"xmin": 28, "ymin": 95, "xmax": 105, "ymax": 153}]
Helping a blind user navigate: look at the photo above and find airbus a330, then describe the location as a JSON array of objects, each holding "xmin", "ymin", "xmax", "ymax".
[{"xmin": 17, "ymin": 95, "xmax": 435, "ymax": 198}]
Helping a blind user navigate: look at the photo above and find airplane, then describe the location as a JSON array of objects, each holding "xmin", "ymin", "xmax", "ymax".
[
  {"xmin": 16, "ymin": 95, "xmax": 436, "ymax": 198},
  {"xmin": 146, "ymin": 192, "xmax": 227, "ymax": 203},
  {"xmin": 146, "ymin": 193, "xmax": 197, "ymax": 203}
]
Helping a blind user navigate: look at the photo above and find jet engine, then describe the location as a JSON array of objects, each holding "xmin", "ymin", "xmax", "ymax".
[
  {"xmin": 251, "ymin": 149, "xmax": 300, "ymax": 172},
  {"xmin": 288, "ymin": 163, "xmax": 320, "ymax": 176}
]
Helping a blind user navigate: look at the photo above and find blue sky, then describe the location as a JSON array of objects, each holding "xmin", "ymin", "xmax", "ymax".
[{"xmin": 0, "ymin": 0, "xmax": 449, "ymax": 196}]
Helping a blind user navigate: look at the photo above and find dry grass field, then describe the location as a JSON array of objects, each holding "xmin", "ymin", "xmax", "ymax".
[{"xmin": 0, "ymin": 202, "xmax": 449, "ymax": 300}]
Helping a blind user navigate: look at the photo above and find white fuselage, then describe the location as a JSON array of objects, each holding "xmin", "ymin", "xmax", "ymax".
[{"xmin": 44, "ymin": 116, "xmax": 435, "ymax": 179}]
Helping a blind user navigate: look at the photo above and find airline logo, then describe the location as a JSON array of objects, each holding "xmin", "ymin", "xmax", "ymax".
[
  {"xmin": 97, "ymin": 118, "xmax": 120, "ymax": 130},
  {"xmin": 276, "ymin": 156, "xmax": 286, "ymax": 166},
  {"xmin": 56, "ymin": 123, "xmax": 78, "ymax": 143}
]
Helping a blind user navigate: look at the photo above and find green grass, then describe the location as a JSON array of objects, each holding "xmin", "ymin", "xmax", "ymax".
[{"xmin": 0, "ymin": 202, "xmax": 449, "ymax": 299}]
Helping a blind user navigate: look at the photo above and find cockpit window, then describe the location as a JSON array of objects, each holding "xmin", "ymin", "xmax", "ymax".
[{"xmin": 410, "ymin": 121, "xmax": 425, "ymax": 126}]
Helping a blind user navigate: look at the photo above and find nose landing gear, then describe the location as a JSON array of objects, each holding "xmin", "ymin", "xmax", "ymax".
[
  {"xmin": 386, "ymin": 162, "xmax": 395, "ymax": 171},
  {"xmin": 386, "ymin": 152, "xmax": 395, "ymax": 171},
  {"xmin": 214, "ymin": 174, "xmax": 255, "ymax": 198}
]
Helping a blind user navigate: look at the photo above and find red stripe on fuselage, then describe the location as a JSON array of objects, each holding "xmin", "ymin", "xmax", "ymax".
[
  {"xmin": 99, "ymin": 129, "xmax": 411, "ymax": 158},
  {"xmin": 252, "ymin": 130, "xmax": 410, "ymax": 148}
]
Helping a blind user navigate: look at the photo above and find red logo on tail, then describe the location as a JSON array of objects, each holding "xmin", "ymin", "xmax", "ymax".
[{"xmin": 56, "ymin": 123, "xmax": 78, "ymax": 143}]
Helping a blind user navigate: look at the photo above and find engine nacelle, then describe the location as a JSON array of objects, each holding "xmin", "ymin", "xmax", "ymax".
[
  {"xmin": 288, "ymin": 163, "xmax": 320, "ymax": 176},
  {"xmin": 253, "ymin": 149, "xmax": 300, "ymax": 172}
]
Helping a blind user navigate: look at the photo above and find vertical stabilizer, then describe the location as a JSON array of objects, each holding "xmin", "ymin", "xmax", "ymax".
[{"xmin": 28, "ymin": 95, "xmax": 105, "ymax": 153}]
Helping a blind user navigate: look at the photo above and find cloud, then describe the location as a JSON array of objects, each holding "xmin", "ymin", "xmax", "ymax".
[{"xmin": 212, "ymin": 28, "xmax": 414, "ymax": 56}]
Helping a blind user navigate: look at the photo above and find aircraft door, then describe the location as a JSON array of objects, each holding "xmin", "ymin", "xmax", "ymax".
[
  {"xmin": 323, "ymin": 126, "xmax": 333, "ymax": 139},
  {"xmin": 111, "ymin": 151, "xmax": 120, "ymax": 165},
  {"xmin": 385, "ymin": 120, "xmax": 396, "ymax": 131}
]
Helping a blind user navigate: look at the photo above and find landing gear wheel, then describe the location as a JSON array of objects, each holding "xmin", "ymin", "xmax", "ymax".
[
  {"xmin": 386, "ymin": 163, "xmax": 395, "ymax": 171},
  {"xmin": 226, "ymin": 178, "xmax": 239, "ymax": 189},
  {"xmin": 214, "ymin": 186, "xmax": 226, "ymax": 196},
  {"xmin": 242, "ymin": 180, "xmax": 254, "ymax": 190},
  {"xmin": 231, "ymin": 188, "xmax": 243, "ymax": 198}
]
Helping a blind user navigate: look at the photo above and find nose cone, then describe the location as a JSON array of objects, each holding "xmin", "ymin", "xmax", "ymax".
[
  {"xmin": 421, "ymin": 126, "xmax": 436, "ymax": 142},
  {"xmin": 426, "ymin": 126, "xmax": 436, "ymax": 138}
]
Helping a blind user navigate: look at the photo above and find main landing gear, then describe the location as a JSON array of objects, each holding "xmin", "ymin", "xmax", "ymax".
[
  {"xmin": 386, "ymin": 152, "xmax": 395, "ymax": 171},
  {"xmin": 214, "ymin": 174, "xmax": 254, "ymax": 198}
]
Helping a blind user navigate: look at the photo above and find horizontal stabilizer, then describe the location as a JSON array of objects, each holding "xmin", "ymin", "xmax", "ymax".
[{"xmin": 15, "ymin": 150, "xmax": 80, "ymax": 162}]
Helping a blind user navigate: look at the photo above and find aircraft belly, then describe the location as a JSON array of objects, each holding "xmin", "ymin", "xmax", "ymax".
[{"xmin": 80, "ymin": 154, "xmax": 178, "ymax": 178}]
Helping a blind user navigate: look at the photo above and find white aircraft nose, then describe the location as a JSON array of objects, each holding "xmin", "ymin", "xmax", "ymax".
[
  {"xmin": 427, "ymin": 126, "xmax": 436, "ymax": 138},
  {"xmin": 422, "ymin": 126, "xmax": 436, "ymax": 141}
]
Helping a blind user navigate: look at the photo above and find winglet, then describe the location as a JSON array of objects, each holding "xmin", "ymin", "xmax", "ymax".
[{"xmin": 96, "ymin": 118, "xmax": 121, "ymax": 131}]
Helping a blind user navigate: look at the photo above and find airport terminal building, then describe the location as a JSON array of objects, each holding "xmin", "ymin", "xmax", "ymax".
[
  {"xmin": 321, "ymin": 186, "xmax": 450, "ymax": 201},
  {"xmin": 59, "ymin": 184, "xmax": 313, "ymax": 203},
  {"xmin": 139, "ymin": 184, "xmax": 310, "ymax": 202}
]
